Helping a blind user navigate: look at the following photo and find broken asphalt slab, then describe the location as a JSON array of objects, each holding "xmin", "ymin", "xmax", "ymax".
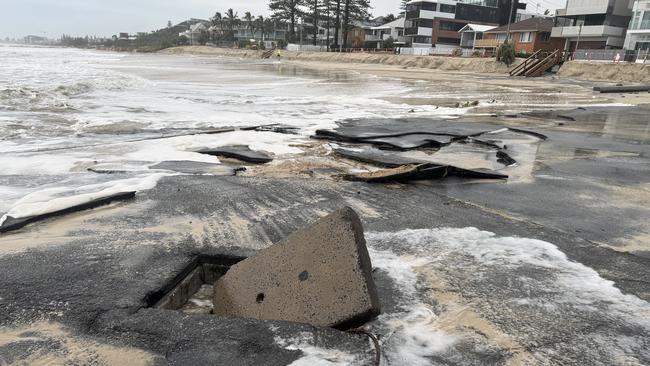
[
  {"xmin": 0, "ymin": 175, "xmax": 648, "ymax": 364},
  {"xmin": 0, "ymin": 191, "xmax": 136, "ymax": 233},
  {"xmin": 197, "ymin": 145, "xmax": 273, "ymax": 164},
  {"xmin": 344, "ymin": 163, "xmax": 507, "ymax": 183},
  {"xmin": 213, "ymin": 207, "xmax": 380, "ymax": 329},
  {"xmin": 335, "ymin": 148, "xmax": 508, "ymax": 181}
]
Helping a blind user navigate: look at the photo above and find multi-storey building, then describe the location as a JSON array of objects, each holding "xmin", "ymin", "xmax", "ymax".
[
  {"xmin": 625, "ymin": 0, "xmax": 650, "ymax": 50},
  {"xmin": 551, "ymin": 0, "xmax": 634, "ymax": 50},
  {"xmin": 404, "ymin": 0, "xmax": 525, "ymax": 47}
]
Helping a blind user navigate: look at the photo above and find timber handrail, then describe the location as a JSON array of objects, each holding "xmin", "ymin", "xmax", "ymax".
[{"xmin": 509, "ymin": 50, "xmax": 542, "ymax": 76}]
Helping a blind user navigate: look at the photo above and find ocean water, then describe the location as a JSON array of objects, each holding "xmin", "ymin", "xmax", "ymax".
[{"xmin": 0, "ymin": 45, "xmax": 460, "ymax": 221}]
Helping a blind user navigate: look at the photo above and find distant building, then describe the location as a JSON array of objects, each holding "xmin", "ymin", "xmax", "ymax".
[
  {"xmin": 551, "ymin": 0, "xmax": 634, "ymax": 50},
  {"xmin": 179, "ymin": 22, "xmax": 208, "ymax": 45},
  {"xmin": 624, "ymin": 0, "xmax": 650, "ymax": 51},
  {"xmin": 477, "ymin": 17, "xmax": 565, "ymax": 54},
  {"xmin": 367, "ymin": 17, "xmax": 408, "ymax": 48},
  {"xmin": 24, "ymin": 35, "xmax": 48, "ymax": 44},
  {"xmin": 404, "ymin": 0, "xmax": 527, "ymax": 48}
]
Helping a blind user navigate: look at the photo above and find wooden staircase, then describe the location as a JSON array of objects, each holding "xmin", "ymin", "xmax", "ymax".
[
  {"xmin": 261, "ymin": 49, "xmax": 275, "ymax": 59},
  {"xmin": 509, "ymin": 50, "xmax": 561, "ymax": 77}
]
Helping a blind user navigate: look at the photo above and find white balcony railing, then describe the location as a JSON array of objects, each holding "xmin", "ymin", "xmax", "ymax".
[{"xmin": 551, "ymin": 25, "xmax": 626, "ymax": 38}]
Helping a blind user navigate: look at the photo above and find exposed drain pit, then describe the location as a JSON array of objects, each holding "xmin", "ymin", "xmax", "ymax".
[{"xmin": 144, "ymin": 255, "xmax": 245, "ymax": 314}]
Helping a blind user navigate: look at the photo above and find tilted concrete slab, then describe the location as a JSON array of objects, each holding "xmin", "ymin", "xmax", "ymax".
[{"xmin": 213, "ymin": 207, "xmax": 380, "ymax": 329}]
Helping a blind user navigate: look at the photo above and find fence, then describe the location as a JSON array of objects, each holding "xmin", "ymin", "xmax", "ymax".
[
  {"xmin": 566, "ymin": 49, "xmax": 649, "ymax": 63},
  {"xmin": 285, "ymin": 44, "xmax": 649, "ymax": 63},
  {"xmin": 286, "ymin": 44, "xmax": 328, "ymax": 52}
]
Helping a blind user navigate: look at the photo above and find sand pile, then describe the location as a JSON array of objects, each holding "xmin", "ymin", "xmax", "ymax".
[{"xmin": 558, "ymin": 60, "xmax": 650, "ymax": 83}]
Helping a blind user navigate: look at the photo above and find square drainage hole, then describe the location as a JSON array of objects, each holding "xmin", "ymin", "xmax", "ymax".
[{"xmin": 144, "ymin": 255, "xmax": 245, "ymax": 314}]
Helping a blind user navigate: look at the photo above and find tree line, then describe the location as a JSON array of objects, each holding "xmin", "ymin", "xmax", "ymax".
[{"xmin": 210, "ymin": 0, "xmax": 372, "ymax": 48}]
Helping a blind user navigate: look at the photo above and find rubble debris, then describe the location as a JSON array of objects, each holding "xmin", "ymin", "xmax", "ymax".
[
  {"xmin": 344, "ymin": 163, "xmax": 508, "ymax": 183},
  {"xmin": 150, "ymin": 161, "xmax": 239, "ymax": 175},
  {"xmin": 197, "ymin": 145, "xmax": 273, "ymax": 164},
  {"xmin": 496, "ymin": 151, "xmax": 517, "ymax": 167},
  {"xmin": 242, "ymin": 124, "xmax": 300, "ymax": 134},
  {"xmin": 362, "ymin": 134, "xmax": 455, "ymax": 150},
  {"xmin": 213, "ymin": 207, "xmax": 380, "ymax": 329},
  {"xmin": 333, "ymin": 147, "xmax": 428, "ymax": 168},
  {"xmin": 0, "ymin": 191, "xmax": 136, "ymax": 233},
  {"xmin": 312, "ymin": 118, "xmax": 494, "ymax": 145}
]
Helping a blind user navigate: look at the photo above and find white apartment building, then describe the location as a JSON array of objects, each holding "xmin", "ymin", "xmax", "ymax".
[
  {"xmin": 551, "ymin": 0, "xmax": 634, "ymax": 50},
  {"xmin": 625, "ymin": 0, "xmax": 650, "ymax": 50}
]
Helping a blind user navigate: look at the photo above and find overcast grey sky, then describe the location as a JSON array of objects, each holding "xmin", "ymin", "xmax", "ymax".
[{"xmin": 0, "ymin": 0, "xmax": 567, "ymax": 39}]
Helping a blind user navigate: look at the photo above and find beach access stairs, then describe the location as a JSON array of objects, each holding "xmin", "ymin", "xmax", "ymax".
[
  {"xmin": 261, "ymin": 49, "xmax": 276, "ymax": 59},
  {"xmin": 510, "ymin": 50, "xmax": 562, "ymax": 77}
]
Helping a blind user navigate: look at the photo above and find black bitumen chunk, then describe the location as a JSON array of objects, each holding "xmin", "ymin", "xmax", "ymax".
[
  {"xmin": 241, "ymin": 124, "xmax": 301, "ymax": 134},
  {"xmin": 334, "ymin": 148, "xmax": 508, "ymax": 181},
  {"xmin": 344, "ymin": 163, "xmax": 508, "ymax": 183},
  {"xmin": 0, "ymin": 191, "xmax": 136, "ymax": 234},
  {"xmin": 197, "ymin": 145, "xmax": 273, "ymax": 164},
  {"xmin": 333, "ymin": 147, "xmax": 429, "ymax": 168}
]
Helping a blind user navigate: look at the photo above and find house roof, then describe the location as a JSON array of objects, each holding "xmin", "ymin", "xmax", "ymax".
[
  {"xmin": 190, "ymin": 23, "xmax": 208, "ymax": 32},
  {"xmin": 486, "ymin": 17, "xmax": 555, "ymax": 33},
  {"xmin": 458, "ymin": 24, "xmax": 496, "ymax": 33},
  {"xmin": 371, "ymin": 17, "xmax": 405, "ymax": 30}
]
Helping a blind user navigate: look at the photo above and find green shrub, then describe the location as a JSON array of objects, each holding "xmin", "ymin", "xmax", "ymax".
[
  {"xmin": 382, "ymin": 37, "xmax": 395, "ymax": 49},
  {"xmin": 472, "ymin": 50, "xmax": 482, "ymax": 57},
  {"xmin": 276, "ymin": 39, "xmax": 288, "ymax": 49}
]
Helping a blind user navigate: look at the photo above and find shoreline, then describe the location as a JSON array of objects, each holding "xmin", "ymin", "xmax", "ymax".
[{"xmin": 160, "ymin": 46, "xmax": 650, "ymax": 84}]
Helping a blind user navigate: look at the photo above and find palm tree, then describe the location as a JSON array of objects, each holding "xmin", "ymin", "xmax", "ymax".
[
  {"xmin": 244, "ymin": 12, "xmax": 254, "ymax": 39},
  {"xmin": 255, "ymin": 16, "xmax": 266, "ymax": 41},
  {"xmin": 211, "ymin": 12, "xmax": 224, "ymax": 42},
  {"xmin": 225, "ymin": 8, "xmax": 239, "ymax": 41}
]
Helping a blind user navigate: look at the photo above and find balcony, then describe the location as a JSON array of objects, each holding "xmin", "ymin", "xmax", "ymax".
[
  {"xmin": 551, "ymin": 25, "xmax": 626, "ymax": 38},
  {"xmin": 473, "ymin": 39, "xmax": 504, "ymax": 48},
  {"xmin": 630, "ymin": 20, "xmax": 650, "ymax": 31}
]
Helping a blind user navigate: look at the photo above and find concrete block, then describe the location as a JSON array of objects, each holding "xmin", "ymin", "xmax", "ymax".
[{"xmin": 213, "ymin": 207, "xmax": 380, "ymax": 329}]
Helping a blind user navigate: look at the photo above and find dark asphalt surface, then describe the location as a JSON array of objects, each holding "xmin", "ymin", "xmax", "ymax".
[{"xmin": 1, "ymin": 173, "xmax": 648, "ymax": 364}]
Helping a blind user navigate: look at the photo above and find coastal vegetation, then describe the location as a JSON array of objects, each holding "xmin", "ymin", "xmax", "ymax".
[{"xmin": 56, "ymin": 0, "xmax": 374, "ymax": 51}]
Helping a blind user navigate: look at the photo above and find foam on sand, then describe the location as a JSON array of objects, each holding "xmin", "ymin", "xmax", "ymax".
[{"xmin": 0, "ymin": 173, "xmax": 170, "ymax": 226}]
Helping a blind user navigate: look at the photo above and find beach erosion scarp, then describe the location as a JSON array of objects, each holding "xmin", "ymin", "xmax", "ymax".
[
  {"xmin": 160, "ymin": 46, "xmax": 650, "ymax": 83},
  {"xmin": 160, "ymin": 46, "xmax": 516, "ymax": 74}
]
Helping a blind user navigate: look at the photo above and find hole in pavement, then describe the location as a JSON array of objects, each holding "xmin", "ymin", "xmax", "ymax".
[{"xmin": 144, "ymin": 254, "xmax": 245, "ymax": 314}]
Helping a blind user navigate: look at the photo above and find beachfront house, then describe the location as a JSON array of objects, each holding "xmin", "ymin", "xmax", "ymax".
[
  {"xmin": 367, "ymin": 17, "xmax": 408, "ymax": 48},
  {"xmin": 476, "ymin": 17, "xmax": 564, "ymax": 55},
  {"xmin": 624, "ymin": 0, "xmax": 650, "ymax": 52},
  {"xmin": 551, "ymin": 0, "xmax": 634, "ymax": 50},
  {"xmin": 178, "ymin": 22, "xmax": 209, "ymax": 45},
  {"xmin": 458, "ymin": 23, "xmax": 495, "ymax": 49}
]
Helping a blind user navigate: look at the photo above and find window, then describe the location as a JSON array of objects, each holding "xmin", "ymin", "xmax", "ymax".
[
  {"xmin": 439, "ymin": 21, "xmax": 464, "ymax": 32},
  {"xmin": 540, "ymin": 32, "xmax": 550, "ymax": 43},
  {"xmin": 439, "ymin": 4, "xmax": 456, "ymax": 13},
  {"xmin": 519, "ymin": 32, "xmax": 533, "ymax": 43},
  {"xmin": 495, "ymin": 33, "xmax": 507, "ymax": 41}
]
